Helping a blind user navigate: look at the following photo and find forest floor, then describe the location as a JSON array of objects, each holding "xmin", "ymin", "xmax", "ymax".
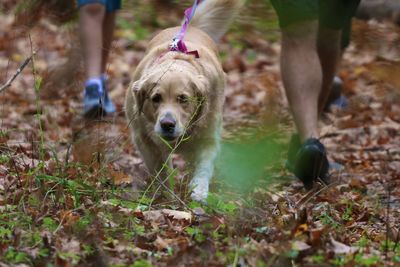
[{"xmin": 0, "ymin": 1, "xmax": 399, "ymax": 266}]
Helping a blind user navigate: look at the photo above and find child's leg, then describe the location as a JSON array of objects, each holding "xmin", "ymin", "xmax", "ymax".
[
  {"xmin": 78, "ymin": 2, "xmax": 106, "ymax": 79},
  {"xmin": 101, "ymin": 11, "xmax": 116, "ymax": 75},
  {"xmin": 101, "ymin": 0, "xmax": 121, "ymax": 75}
]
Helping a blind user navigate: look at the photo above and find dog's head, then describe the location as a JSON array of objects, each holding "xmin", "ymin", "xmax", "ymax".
[{"xmin": 133, "ymin": 67, "xmax": 207, "ymax": 143}]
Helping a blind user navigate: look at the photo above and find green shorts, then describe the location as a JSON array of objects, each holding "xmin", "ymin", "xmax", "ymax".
[
  {"xmin": 270, "ymin": 0, "xmax": 360, "ymax": 29},
  {"xmin": 270, "ymin": 0, "xmax": 360, "ymax": 47}
]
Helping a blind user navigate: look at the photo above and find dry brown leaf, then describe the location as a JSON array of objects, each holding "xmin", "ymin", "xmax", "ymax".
[
  {"xmin": 55, "ymin": 237, "xmax": 82, "ymax": 267},
  {"xmin": 310, "ymin": 227, "xmax": 324, "ymax": 246},
  {"xmin": 60, "ymin": 210, "xmax": 80, "ymax": 228},
  {"xmin": 292, "ymin": 241, "xmax": 311, "ymax": 252},
  {"xmin": 141, "ymin": 209, "xmax": 192, "ymax": 230},
  {"xmin": 365, "ymin": 60, "xmax": 400, "ymax": 91},
  {"xmin": 143, "ymin": 210, "xmax": 166, "ymax": 226},
  {"xmin": 0, "ymin": 196, "xmax": 5, "ymax": 206},
  {"xmin": 108, "ymin": 167, "xmax": 132, "ymax": 185},
  {"xmin": 162, "ymin": 209, "xmax": 192, "ymax": 222},
  {"xmin": 294, "ymin": 223, "xmax": 308, "ymax": 237},
  {"xmin": 154, "ymin": 236, "xmax": 170, "ymax": 251}
]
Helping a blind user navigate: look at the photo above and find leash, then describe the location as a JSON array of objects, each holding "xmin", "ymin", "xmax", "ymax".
[{"xmin": 169, "ymin": 0, "xmax": 203, "ymax": 58}]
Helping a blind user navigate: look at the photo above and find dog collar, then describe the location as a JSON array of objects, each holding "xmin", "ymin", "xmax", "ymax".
[{"xmin": 169, "ymin": 0, "xmax": 202, "ymax": 58}]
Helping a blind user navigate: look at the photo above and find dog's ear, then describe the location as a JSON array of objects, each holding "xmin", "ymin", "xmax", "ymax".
[
  {"xmin": 131, "ymin": 79, "xmax": 146, "ymax": 113},
  {"xmin": 193, "ymin": 75, "xmax": 208, "ymax": 104},
  {"xmin": 191, "ymin": 75, "xmax": 210, "ymax": 125}
]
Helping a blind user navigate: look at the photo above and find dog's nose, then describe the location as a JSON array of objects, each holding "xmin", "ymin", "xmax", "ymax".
[{"xmin": 160, "ymin": 117, "xmax": 176, "ymax": 133}]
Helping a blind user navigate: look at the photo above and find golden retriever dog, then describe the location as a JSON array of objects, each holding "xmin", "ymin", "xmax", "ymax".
[{"xmin": 125, "ymin": 0, "xmax": 244, "ymax": 202}]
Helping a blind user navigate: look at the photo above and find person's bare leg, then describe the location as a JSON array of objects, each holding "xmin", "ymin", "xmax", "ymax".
[
  {"xmin": 280, "ymin": 21, "xmax": 321, "ymax": 142},
  {"xmin": 101, "ymin": 11, "xmax": 117, "ymax": 74},
  {"xmin": 79, "ymin": 4, "xmax": 106, "ymax": 78},
  {"xmin": 317, "ymin": 27, "xmax": 341, "ymax": 112}
]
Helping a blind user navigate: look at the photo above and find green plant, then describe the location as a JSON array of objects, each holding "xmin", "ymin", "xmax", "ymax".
[
  {"xmin": 356, "ymin": 235, "xmax": 370, "ymax": 247},
  {"xmin": 42, "ymin": 217, "xmax": 57, "ymax": 232},
  {"xmin": 330, "ymin": 255, "xmax": 347, "ymax": 267},
  {"xmin": 285, "ymin": 249, "xmax": 299, "ymax": 259},
  {"xmin": 310, "ymin": 254, "xmax": 325, "ymax": 264},
  {"xmin": 206, "ymin": 193, "xmax": 238, "ymax": 215},
  {"xmin": 130, "ymin": 259, "xmax": 153, "ymax": 267},
  {"xmin": 186, "ymin": 226, "xmax": 206, "ymax": 243},
  {"xmin": 0, "ymin": 129, "xmax": 8, "ymax": 137},
  {"xmin": 354, "ymin": 254, "xmax": 380, "ymax": 267},
  {"xmin": 318, "ymin": 211, "xmax": 340, "ymax": 229},
  {"xmin": 341, "ymin": 203, "xmax": 354, "ymax": 222},
  {"xmin": 0, "ymin": 154, "xmax": 10, "ymax": 164},
  {"xmin": 74, "ymin": 214, "xmax": 92, "ymax": 232},
  {"xmin": 82, "ymin": 244, "xmax": 94, "ymax": 256},
  {"xmin": 4, "ymin": 247, "xmax": 30, "ymax": 264},
  {"xmin": 57, "ymin": 251, "xmax": 80, "ymax": 265},
  {"xmin": 0, "ymin": 226, "xmax": 12, "ymax": 239}
]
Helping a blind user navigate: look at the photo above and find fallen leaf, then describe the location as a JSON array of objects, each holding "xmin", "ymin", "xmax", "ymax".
[
  {"xmin": 192, "ymin": 207, "xmax": 206, "ymax": 216},
  {"xmin": 365, "ymin": 60, "xmax": 400, "ymax": 91},
  {"xmin": 330, "ymin": 237, "xmax": 358, "ymax": 254},
  {"xmin": 292, "ymin": 240, "xmax": 311, "ymax": 252},
  {"xmin": 108, "ymin": 167, "xmax": 132, "ymax": 185},
  {"xmin": 162, "ymin": 209, "xmax": 192, "ymax": 222},
  {"xmin": 294, "ymin": 223, "xmax": 308, "ymax": 237},
  {"xmin": 143, "ymin": 210, "xmax": 166, "ymax": 227},
  {"xmin": 154, "ymin": 235, "xmax": 170, "ymax": 251},
  {"xmin": 310, "ymin": 227, "xmax": 325, "ymax": 246}
]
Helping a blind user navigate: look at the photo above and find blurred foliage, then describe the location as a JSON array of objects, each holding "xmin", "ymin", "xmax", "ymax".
[
  {"xmin": 8, "ymin": 0, "xmax": 279, "ymax": 43},
  {"xmin": 217, "ymin": 125, "xmax": 287, "ymax": 193},
  {"xmin": 14, "ymin": 0, "xmax": 77, "ymax": 26}
]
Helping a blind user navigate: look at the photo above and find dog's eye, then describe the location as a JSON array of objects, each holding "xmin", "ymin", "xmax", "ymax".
[
  {"xmin": 151, "ymin": 94, "xmax": 162, "ymax": 103},
  {"xmin": 177, "ymin": 94, "xmax": 189, "ymax": 104}
]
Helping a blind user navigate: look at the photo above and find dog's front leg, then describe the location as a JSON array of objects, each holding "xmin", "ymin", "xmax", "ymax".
[
  {"xmin": 189, "ymin": 140, "xmax": 219, "ymax": 202},
  {"xmin": 135, "ymin": 136, "xmax": 171, "ymax": 180}
]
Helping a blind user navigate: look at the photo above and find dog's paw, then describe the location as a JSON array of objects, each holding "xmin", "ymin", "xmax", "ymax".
[{"xmin": 190, "ymin": 179, "xmax": 209, "ymax": 203}]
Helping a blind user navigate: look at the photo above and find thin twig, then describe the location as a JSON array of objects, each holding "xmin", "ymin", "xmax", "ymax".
[
  {"xmin": 393, "ymin": 227, "xmax": 400, "ymax": 252},
  {"xmin": 295, "ymin": 167, "xmax": 343, "ymax": 210},
  {"xmin": 153, "ymin": 174, "xmax": 190, "ymax": 209},
  {"xmin": 0, "ymin": 52, "xmax": 36, "ymax": 93},
  {"xmin": 297, "ymin": 179, "xmax": 340, "ymax": 210},
  {"xmin": 385, "ymin": 184, "xmax": 391, "ymax": 259},
  {"xmin": 232, "ymin": 245, "xmax": 239, "ymax": 267}
]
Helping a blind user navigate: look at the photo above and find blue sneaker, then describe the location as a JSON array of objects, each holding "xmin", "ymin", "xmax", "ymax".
[
  {"xmin": 325, "ymin": 76, "xmax": 348, "ymax": 111},
  {"xmin": 330, "ymin": 94, "xmax": 348, "ymax": 109},
  {"xmin": 83, "ymin": 79, "xmax": 116, "ymax": 118}
]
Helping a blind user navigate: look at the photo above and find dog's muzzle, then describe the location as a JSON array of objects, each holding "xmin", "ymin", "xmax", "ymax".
[
  {"xmin": 156, "ymin": 113, "xmax": 180, "ymax": 141},
  {"xmin": 160, "ymin": 116, "xmax": 176, "ymax": 133}
]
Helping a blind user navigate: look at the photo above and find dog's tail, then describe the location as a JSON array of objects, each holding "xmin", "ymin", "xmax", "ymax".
[{"xmin": 190, "ymin": 0, "xmax": 244, "ymax": 43}]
